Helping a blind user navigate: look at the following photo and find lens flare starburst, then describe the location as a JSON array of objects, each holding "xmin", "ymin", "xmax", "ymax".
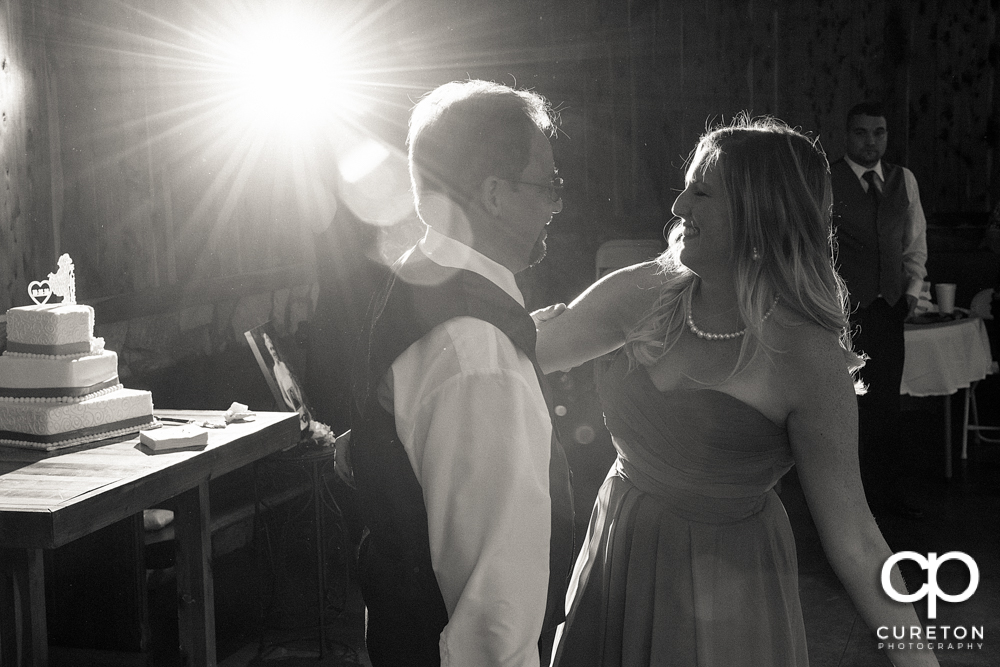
[
  {"xmin": 41, "ymin": 0, "xmax": 584, "ymax": 281},
  {"xmin": 218, "ymin": 9, "xmax": 365, "ymax": 140}
]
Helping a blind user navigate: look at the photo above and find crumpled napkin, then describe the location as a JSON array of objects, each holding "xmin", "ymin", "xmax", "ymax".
[
  {"xmin": 143, "ymin": 508, "xmax": 174, "ymax": 531},
  {"xmin": 224, "ymin": 401, "xmax": 256, "ymax": 424}
]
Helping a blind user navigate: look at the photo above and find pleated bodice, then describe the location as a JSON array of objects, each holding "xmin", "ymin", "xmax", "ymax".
[{"xmin": 599, "ymin": 353, "xmax": 795, "ymax": 523}]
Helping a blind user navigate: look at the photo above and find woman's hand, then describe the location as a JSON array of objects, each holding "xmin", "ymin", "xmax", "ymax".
[{"xmin": 531, "ymin": 303, "xmax": 566, "ymax": 327}]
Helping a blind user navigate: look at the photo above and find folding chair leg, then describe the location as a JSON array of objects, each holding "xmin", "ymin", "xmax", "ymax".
[
  {"xmin": 965, "ymin": 379, "xmax": 1000, "ymax": 451},
  {"xmin": 962, "ymin": 385, "xmax": 972, "ymax": 460},
  {"xmin": 971, "ymin": 383, "xmax": 981, "ymax": 445}
]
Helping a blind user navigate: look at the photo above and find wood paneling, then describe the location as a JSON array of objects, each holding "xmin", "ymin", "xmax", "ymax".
[
  {"xmin": 1, "ymin": 0, "xmax": 56, "ymax": 310},
  {"xmin": 1, "ymin": 0, "xmax": 997, "ymax": 312}
]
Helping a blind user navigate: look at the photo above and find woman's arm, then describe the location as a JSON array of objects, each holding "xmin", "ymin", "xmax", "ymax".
[
  {"xmin": 783, "ymin": 326, "xmax": 939, "ymax": 667},
  {"xmin": 535, "ymin": 261, "xmax": 663, "ymax": 374}
]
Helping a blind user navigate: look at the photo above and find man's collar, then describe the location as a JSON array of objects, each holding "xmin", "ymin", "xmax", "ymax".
[
  {"xmin": 418, "ymin": 226, "xmax": 524, "ymax": 307},
  {"xmin": 844, "ymin": 155, "xmax": 884, "ymax": 181}
]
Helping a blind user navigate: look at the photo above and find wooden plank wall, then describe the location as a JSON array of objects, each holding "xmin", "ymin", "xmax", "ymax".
[
  {"xmin": 1, "ymin": 0, "xmax": 56, "ymax": 310},
  {"xmin": 1, "ymin": 0, "xmax": 997, "ymax": 313}
]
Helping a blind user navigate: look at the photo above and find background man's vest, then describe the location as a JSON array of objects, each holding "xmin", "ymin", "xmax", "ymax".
[
  {"xmin": 831, "ymin": 159, "xmax": 910, "ymax": 310},
  {"xmin": 350, "ymin": 252, "xmax": 575, "ymax": 666}
]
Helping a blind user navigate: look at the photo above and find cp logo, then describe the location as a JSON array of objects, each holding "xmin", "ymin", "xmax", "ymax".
[{"xmin": 882, "ymin": 551, "xmax": 979, "ymax": 618}]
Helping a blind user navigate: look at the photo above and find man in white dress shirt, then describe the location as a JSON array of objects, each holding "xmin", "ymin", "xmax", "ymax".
[
  {"xmin": 831, "ymin": 101, "xmax": 928, "ymax": 520},
  {"xmin": 349, "ymin": 80, "xmax": 574, "ymax": 667}
]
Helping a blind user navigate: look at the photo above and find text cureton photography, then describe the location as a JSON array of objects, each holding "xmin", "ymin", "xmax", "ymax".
[
  {"xmin": 877, "ymin": 625, "xmax": 984, "ymax": 652},
  {"xmin": 878, "ymin": 551, "xmax": 985, "ymax": 654}
]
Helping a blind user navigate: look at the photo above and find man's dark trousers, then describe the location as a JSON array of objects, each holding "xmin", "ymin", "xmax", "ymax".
[{"xmin": 852, "ymin": 295, "xmax": 910, "ymax": 508}]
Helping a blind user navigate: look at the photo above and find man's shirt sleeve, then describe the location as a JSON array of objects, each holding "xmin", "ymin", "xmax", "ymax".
[
  {"xmin": 902, "ymin": 168, "xmax": 929, "ymax": 298},
  {"xmin": 392, "ymin": 317, "xmax": 552, "ymax": 667}
]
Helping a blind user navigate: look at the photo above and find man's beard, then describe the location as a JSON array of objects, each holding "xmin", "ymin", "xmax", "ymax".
[{"xmin": 527, "ymin": 229, "xmax": 548, "ymax": 268}]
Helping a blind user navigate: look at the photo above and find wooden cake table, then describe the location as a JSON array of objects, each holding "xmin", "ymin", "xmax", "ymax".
[{"xmin": 0, "ymin": 410, "xmax": 300, "ymax": 667}]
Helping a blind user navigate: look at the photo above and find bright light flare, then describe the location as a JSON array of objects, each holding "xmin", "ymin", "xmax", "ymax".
[
  {"xmin": 219, "ymin": 10, "xmax": 366, "ymax": 139},
  {"xmin": 337, "ymin": 137, "xmax": 413, "ymax": 227},
  {"xmin": 339, "ymin": 139, "xmax": 390, "ymax": 184}
]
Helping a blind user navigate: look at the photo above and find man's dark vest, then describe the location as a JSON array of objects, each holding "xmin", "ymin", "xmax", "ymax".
[
  {"xmin": 831, "ymin": 158, "xmax": 910, "ymax": 310},
  {"xmin": 350, "ymin": 251, "xmax": 575, "ymax": 667}
]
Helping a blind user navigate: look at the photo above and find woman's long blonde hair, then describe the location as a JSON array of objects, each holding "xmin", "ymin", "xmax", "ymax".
[{"xmin": 625, "ymin": 115, "xmax": 864, "ymax": 387}]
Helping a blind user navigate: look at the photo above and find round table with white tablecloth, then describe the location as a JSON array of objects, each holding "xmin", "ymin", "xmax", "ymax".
[{"xmin": 901, "ymin": 315, "xmax": 994, "ymax": 477}]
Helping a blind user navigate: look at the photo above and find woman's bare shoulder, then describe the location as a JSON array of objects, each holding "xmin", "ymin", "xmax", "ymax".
[
  {"xmin": 770, "ymin": 309, "xmax": 839, "ymax": 358},
  {"xmin": 766, "ymin": 309, "xmax": 855, "ymax": 399}
]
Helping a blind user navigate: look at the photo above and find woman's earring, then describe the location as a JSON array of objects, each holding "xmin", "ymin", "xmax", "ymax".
[{"xmin": 752, "ymin": 247, "xmax": 761, "ymax": 261}]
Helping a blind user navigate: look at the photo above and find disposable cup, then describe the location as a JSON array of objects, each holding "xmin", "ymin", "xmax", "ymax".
[{"xmin": 935, "ymin": 283, "xmax": 957, "ymax": 314}]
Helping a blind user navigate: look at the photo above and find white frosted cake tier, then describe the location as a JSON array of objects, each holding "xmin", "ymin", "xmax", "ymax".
[
  {"xmin": 6, "ymin": 304, "xmax": 95, "ymax": 354},
  {"xmin": 0, "ymin": 350, "xmax": 118, "ymax": 394},
  {"xmin": 0, "ymin": 388, "xmax": 153, "ymax": 438}
]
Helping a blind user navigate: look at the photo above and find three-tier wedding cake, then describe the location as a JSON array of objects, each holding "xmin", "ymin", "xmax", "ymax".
[{"xmin": 0, "ymin": 255, "xmax": 154, "ymax": 450}]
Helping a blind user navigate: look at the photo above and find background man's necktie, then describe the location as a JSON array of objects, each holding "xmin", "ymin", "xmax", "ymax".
[{"xmin": 863, "ymin": 170, "xmax": 880, "ymax": 209}]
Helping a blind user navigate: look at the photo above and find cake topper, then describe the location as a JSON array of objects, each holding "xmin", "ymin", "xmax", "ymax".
[{"xmin": 28, "ymin": 253, "xmax": 77, "ymax": 305}]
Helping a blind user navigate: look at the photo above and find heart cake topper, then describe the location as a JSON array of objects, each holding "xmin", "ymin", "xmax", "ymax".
[{"xmin": 28, "ymin": 254, "xmax": 76, "ymax": 305}]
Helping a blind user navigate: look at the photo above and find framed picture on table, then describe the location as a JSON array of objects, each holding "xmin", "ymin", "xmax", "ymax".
[{"xmin": 244, "ymin": 321, "xmax": 313, "ymax": 434}]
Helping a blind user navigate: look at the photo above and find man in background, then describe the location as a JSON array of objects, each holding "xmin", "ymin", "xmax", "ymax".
[
  {"xmin": 349, "ymin": 80, "xmax": 574, "ymax": 666},
  {"xmin": 831, "ymin": 101, "xmax": 928, "ymax": 519}
]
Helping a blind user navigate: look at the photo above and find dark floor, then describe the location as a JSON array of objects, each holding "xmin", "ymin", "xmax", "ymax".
[
  {"xmin": 146, "ymin": 379, "xmax": 999, "ymax": 667},
  {"xmin": 142, "ymin": 466, "xmax": 370, "ymax": 667},
  {"xmin": 787, "ymin": 398, "xmax": 1000, "ymax": 667}
]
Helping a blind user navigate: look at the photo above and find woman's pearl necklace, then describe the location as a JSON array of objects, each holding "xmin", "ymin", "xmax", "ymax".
[{"xmin": 686, "ymin": 293, "xmax": 779, "ymax": 341}]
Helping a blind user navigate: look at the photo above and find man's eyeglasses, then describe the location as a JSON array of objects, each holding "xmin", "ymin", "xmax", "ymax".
[{"xmin": 507, "ymin": 176, "xmax": 564, "ymax": 202}]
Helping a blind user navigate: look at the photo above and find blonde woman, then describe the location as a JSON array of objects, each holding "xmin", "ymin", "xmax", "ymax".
[{"xmin": 537, "ymin": 117, "xmax": 939, "ymax": 667}]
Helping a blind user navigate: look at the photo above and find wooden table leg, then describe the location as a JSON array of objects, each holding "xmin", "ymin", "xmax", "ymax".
[
  {"xmin": 1, "ymin": 548, "xmax": 48, "ymax": 666},
  {"xmin": 174, "ymin": 480, "xmax": 216, "ymax": 667},
  {"xmin": 311, "ymin": 459, "xmax": 326, "ymax": 659},
  {"xmin": 944, "ymin": 394, "xmax": 953, "ymax": 479}
]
